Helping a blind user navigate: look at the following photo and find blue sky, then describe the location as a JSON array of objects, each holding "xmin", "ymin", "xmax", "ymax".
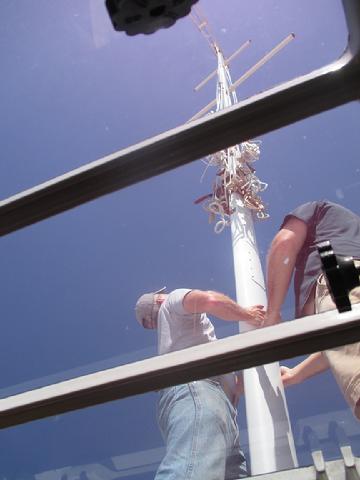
[{"xmin": 0, "ymin": 0, "xmax": 360, "ymax": 478}]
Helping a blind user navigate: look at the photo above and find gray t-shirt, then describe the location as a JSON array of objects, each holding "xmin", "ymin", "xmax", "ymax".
[
  {"xmin": 157, "ymin": 288, "xmax": 238, "ymax": 405},
  {"xmin": 282, "ymin": 201, "xmax": 360, "ymax": 317}
]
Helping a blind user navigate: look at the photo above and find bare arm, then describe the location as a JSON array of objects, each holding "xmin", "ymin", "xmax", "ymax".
[
  {"xmin": 281, "ymin": 352, "xmax": 330, "ymax": 386},
  {"xmin": 265, "ymin": 217, "xmax": 308, "ymax": 326},
  {"xmin": 183, "ymin": 289, "xmax": 265, "ymax": 327}
]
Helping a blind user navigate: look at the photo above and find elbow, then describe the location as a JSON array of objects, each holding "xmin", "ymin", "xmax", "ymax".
[
  {"xmin": 269, "ymin": 232, "xmax": 298, "ymax": 263},
  {"xmin": 274, "ymin": 229, "xmax": 297, "ymax": 247}
]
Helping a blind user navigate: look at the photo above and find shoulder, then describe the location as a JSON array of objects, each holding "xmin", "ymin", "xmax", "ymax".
[
  {"xmin": 276, "ymin": 212, "xmax": 309, "ymax": 250},
  {"xmin": 166, "ymin": 289, "xmax": 212, "ymax": 315},
  {"xmin": 165, "ymin": 289, "xmax": 193, "ymax": 316},
  {"xmin": 280, "ymin": 202, "xmax": 326, "ymax": 235},
  {"xmin": 282, "ymin": 202, "xmax": 318, "ymax": 227}
]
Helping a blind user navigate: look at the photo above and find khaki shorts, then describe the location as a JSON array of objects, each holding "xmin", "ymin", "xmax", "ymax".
[{"xmin": 315, "ymin": 260, "xmax": 360, "ymax": 420}]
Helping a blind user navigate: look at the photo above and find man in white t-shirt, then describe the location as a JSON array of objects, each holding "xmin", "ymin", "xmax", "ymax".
[{"xmin": 135, "ymin": 287, "xmax": 265, "ymax": 480}]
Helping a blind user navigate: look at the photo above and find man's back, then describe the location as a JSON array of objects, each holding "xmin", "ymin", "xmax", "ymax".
[{"xmin": 284, "ymin": 201, "xmax": 360, "ymax": 316}]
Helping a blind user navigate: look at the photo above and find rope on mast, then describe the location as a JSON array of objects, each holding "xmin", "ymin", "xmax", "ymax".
[{"xmin": 195, "ymin": 142, "xmax": 269, "ymax": 233}]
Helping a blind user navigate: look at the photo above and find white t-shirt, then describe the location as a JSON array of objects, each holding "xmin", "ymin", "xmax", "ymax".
[
  {"xmin": 158, "ymin": 289, "xmax": 216, "ymax": 355},
  {"xmin": 157, "ymin": 289, "xmax": 238, "ymax": 405}
]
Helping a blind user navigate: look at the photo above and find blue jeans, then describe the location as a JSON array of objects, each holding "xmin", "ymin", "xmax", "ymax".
[{"xmin": 155, "ymin": 380, "xmax": 247, "ymax": 480}]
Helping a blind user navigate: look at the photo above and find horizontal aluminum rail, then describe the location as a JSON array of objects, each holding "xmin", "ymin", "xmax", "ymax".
[
  {"xmin": 0, "ymin": 0, "xmax": 359, "ymax": 236},
  {"xmin": 0, "ymin": 305, "xmax": 359, "ymax": 429}
]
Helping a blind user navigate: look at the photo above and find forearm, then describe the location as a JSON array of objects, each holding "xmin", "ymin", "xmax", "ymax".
[
  {"xmin": 203, "ymin": 291, "xmax": 251, "ymax": 322},
  {"xmin": 266, "ymin": 238, "xmax": 296, "ymax": 318},
  {"xmin": 183, "ymin": 289, "xmax": 264, "ymax": 326},
  {"xmin": 292, "ymin": 352, "xmax": 330, "ymax": 382}
]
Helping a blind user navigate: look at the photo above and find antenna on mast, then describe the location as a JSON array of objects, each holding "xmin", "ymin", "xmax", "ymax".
[
  {"xmin": 190, "ymin": 33, "xmax": 295, "ymax": 122},
  {"xmin": 190, "ymin": 5, "xmax": 219, "ymax": 54},
  {"xmin": 194, "ymin": 40, "xmax": 252, "ymax": 92},
  {"xmin": 191, "ymin": 12, "xmax": 295, "ymax": 228}
]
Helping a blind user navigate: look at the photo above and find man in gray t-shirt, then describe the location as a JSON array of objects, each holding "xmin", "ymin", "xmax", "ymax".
[
  {"xmin": 265, "ymin": 201, "xmax": 360, "ymax": 419},
  {"xmin": 135, "ymin": 288, "xmax": 265, "ymax": 479}
]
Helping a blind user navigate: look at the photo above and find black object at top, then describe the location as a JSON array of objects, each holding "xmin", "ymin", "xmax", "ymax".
[
  {"xmin": 318, "ymin": 240, "xmax": 360, "ymax": 313},
  {"xmin": 106, "ymin": 0, "xmax": 199, "ymax": 35}
]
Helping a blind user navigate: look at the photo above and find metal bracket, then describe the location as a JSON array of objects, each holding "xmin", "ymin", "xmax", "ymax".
[
  {"xmin": 311, "ymin": 450, "xmax": 329, "ymax": 479},
  {"xmin": 329, "ymin": 421, "xmax": 360, "ymax": 480},
  {"xmin": 304, "ymin": 426, "xmax": 330, "ymax": 479}
]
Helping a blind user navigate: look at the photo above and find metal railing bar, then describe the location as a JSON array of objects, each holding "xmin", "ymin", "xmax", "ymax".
[
  {"xmin": 343, "ymin": 0, "xmax": 360, "ymax": 58},
  {"xmin": 0, "ymin": 0, "xmax": 359, "ymax": 236},
  {"xmin": 0, "ymin": 305, "xmax": 359, "ymax": 429}
]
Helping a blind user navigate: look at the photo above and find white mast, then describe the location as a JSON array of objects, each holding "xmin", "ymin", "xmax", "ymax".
[{"xmin": 191, "ymin": 9, "xmax": 298, "ymax": 475}]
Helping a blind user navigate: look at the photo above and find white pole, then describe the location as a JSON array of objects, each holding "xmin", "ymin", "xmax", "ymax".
[
  {"xmin": 193, "ymin": 41, "xmax": 298, "ymax": 474},
  {"xmin": 230, "ymin": 194, "xmax": 298, "ymax": 474}
]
